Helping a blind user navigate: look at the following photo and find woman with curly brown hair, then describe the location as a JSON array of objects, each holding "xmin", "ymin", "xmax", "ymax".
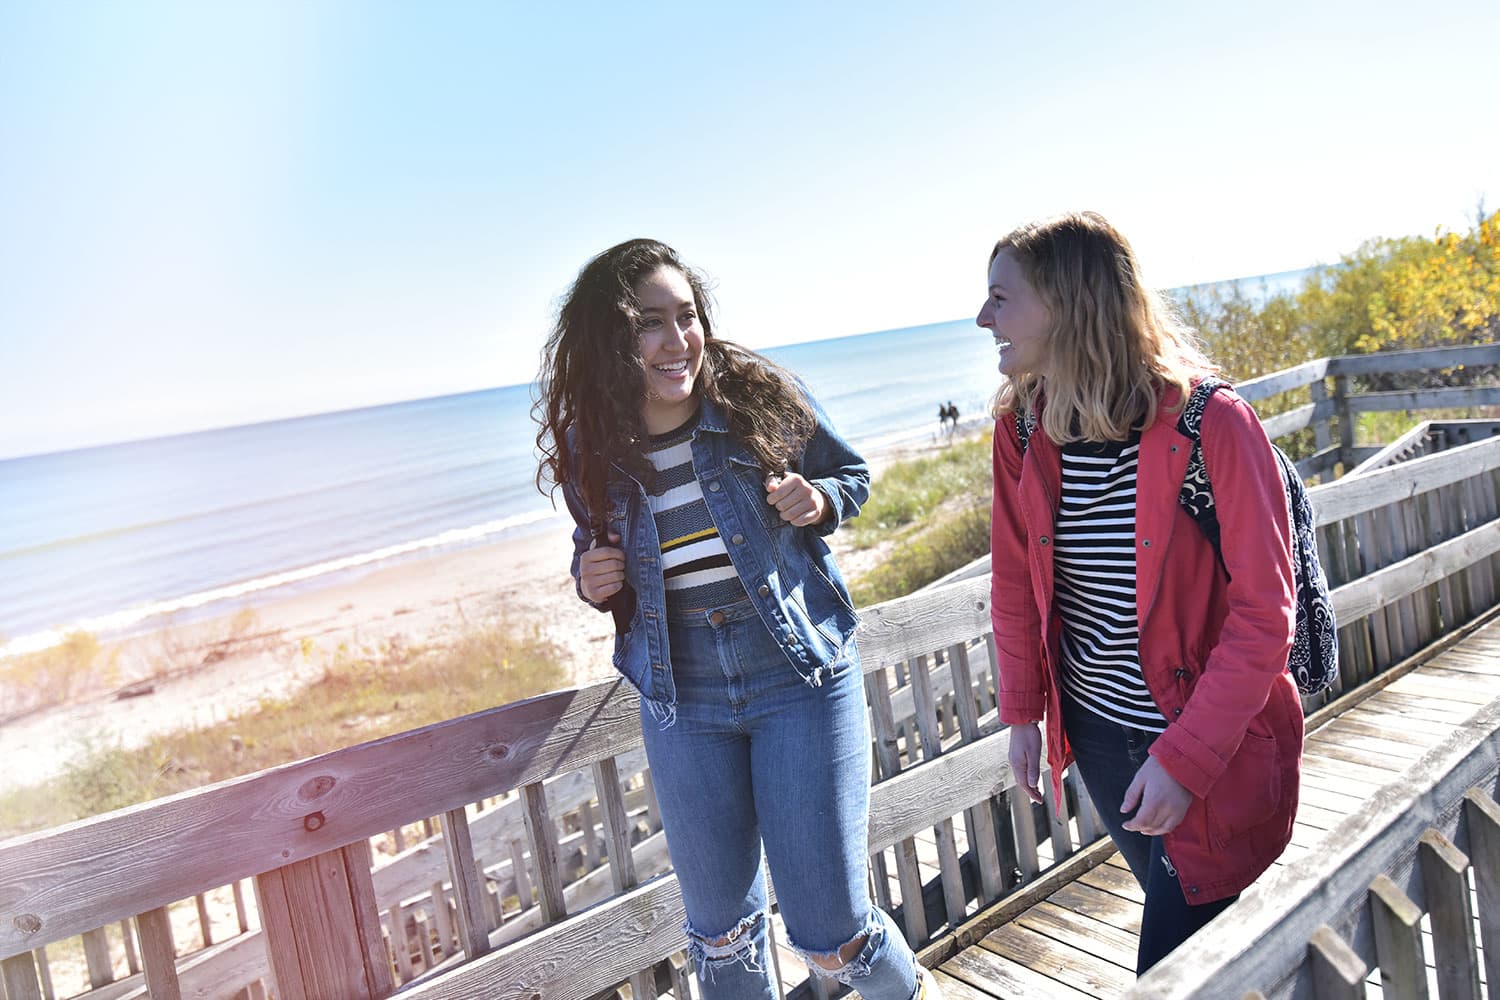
[{"xmin": 535, "ymin": 239, "xmax": 937, "ymax": 1000}]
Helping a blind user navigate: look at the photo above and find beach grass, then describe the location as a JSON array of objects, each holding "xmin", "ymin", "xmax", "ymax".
[
  {"xmin": 0, "ymin": 623, "xmax": 566, "ymax": 837},
  {"xmin": 847, "ymin": 430, "xmax": 991, "ymax": 547},
  {"xmin": 848, "ymin": 429, "xmax": 993, "ymax": 605}
]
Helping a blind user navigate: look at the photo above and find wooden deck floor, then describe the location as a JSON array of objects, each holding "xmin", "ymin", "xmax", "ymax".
[{"xmin": 931, "ymin": 616, "xmax": 1500, "ymax": 1000}]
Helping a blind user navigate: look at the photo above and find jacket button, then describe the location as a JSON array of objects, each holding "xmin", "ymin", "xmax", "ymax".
[
  {"xmin": 758, "ymin": 584, "xmax": 771, "ymax": 598},
  {"xmin": 1141, "ymin": 539, "xmax": 1152, "ymax": 548},
  {"xmin": 1174, "ymin": 707, "xmax": 1182, "ymax": 716},
  {"xmin": 731, "ymin": 533, "xmax": 744, "ymax": 545},
  {"xmin": 1171, "ymin": 444, "xmax": 1179, "ymax": 453},
  {"xmin": 1189, "ymin": 886, "xmax": 1199, "ymax": 895},
  {"xmin": 1039, "ymin": 535, "xmax": 1050, "ymax": 546},
  {"xmin": 709, "ymin": 611, "xmax": 726, "ymax": 626},
  {"xmin": 708, "ymin": 481, "xmax": 722, "ymax": 492},
  {"xmin": 1175, "ymin": 668, "xmax": 1188, "ymax": 679}
]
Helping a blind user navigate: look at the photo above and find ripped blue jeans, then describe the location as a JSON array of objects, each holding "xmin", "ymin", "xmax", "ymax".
[{"xmin": 641, "ymin": 597, "xmax": 919, "ymax": 1000}]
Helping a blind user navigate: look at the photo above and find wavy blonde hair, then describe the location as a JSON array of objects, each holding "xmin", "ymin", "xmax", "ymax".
[{"xmin": 992, "ymin": 211, "xmax": 1219, "ymax": 443}]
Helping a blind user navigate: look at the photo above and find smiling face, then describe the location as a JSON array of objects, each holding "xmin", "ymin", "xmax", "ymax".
[
  {"xmin": 976, "ymin": 249, "xmax": 1054, "ymax": 378},
  {"xmin": 635, "ymin": 265, "xmax": 706, "ymax": 434}
]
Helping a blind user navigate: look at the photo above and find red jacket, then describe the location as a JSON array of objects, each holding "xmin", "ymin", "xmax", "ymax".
[{"xmin": 990, "ymin": 383, "xmax": 1303, "ymax": 903}]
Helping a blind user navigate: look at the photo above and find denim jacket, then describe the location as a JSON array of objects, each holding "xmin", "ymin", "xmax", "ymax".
[{"xmin": 561, "ymin": 394, "xmax": 869, "ymax": 724}]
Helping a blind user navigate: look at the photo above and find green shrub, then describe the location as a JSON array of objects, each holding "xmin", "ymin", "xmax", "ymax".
[{"xmin": 851, "ymin": 504, "xmax": 991, "ymax": 606}]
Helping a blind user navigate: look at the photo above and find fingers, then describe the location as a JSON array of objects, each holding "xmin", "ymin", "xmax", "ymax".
[
  {"xmin": 579, "ymin": 545, "xmax": 625, "ymax": 603},
  {"xmin": 765, "ymin": 473, "xmax": 826, "ymax": 525}
]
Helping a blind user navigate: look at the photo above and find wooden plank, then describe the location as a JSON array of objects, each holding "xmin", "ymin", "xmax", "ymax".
[
  {"xmin": 521, "ymin": 783, "xmax": 567, "ymax": 924},
  {"xmin": 30, "ymin": 948, "xmax": 52, "ymax": 1000},
  {"xmin": 1331, "ymin": 521, "xmax": 1500, "ymax": 640},
  {"xmin": 1324, "ymin": 343, "xmax": 1500, "ymax": 377},
  {"xmin": 1, "ymin": 953, "xmax": 42, "ymax": 1000},
  {"xmin": 909, "ymin": 655, "xmax": 968, "ymax": 929},
  {"xmin": 1237, "ymin": 358, "xmax": 1331, "ymax": 403},
  {"xmin": 1077, "ymin": 864, "xmax": 1145, "ymax": 906},
  {"xmin": 1016, "ymin": 900, "xmax": 1138, "ymax": 972},
  {"xmin": 1462, "ymin": 789, "xmax": 1500, "ymax": 996},
  {"xmin": 949, "ymin": 641, "xmax": 1006, "ymax": 905},
  {"xmin": 0, "ymin": 678, "xmax": 646, "ymax": 957},
  {"xmin": 980, "ymin": 922, "xmax": 1135, "ymax": 997},
  {"xmin": 1116, "ymin": 692, "xmax": 1500, "ymax": 999},
  {"xmin": 83, "ymin": 927, "xmax": 114, "ymax": 988},
  {"xmin": 295, "ymin": 849, "xmax": 375, "ymax": 999},
  {"xmin": 1347, "ymin": 385, "xmax": 1500, "ymax": 414},
  {"xmin": 1417, "ymin": 830, "xmax": 1482, "ymax": 1000},
  {"xmin": 388, "ymin": 900, "xmax": 412, "ymax": 983},
  {"xmin": 395, "ymin": 874, "xmax": 687, "ymax": 1000},
  {"xmin": 370, "ymin": 746, "xmax": 648, "ymax": 906},
  {"xmin": 1367, "ymin": 874, "xmax": 1427, "ymax": 1000},
  {"xmin": 1046, "ymin": 882, "xmax": 1143, "ymax": 935},
  {"xmin": 1308, "ymin": 924, "xmax": 1367, "ymax": 1000},
  {"xmin": 856, "ymin": 578, "xmax": 991, "ymax": 670},
  {"xmin": 254, "ymin": 866, "xmax": 308, "ymax": 1000},
  {"xmin": 932, "ymin": 967, "xmax": 1001, "ymax": 1000},
  {"xmin": 1308, "ymin": 435, "xmax": 1500, "ymax": 525},
  {"xmin": 119, "ymin": 918, "xmax": 139, "ymax": 976},
  {"xmin": 441, "ymin": 807, "xmax": 493, "ymax": 960},
  {"xmin": 134, "ymin": 907, "xmax": 182, "ymax": 1000},
  {"xmin": 343, "ymin": 840, "xmax": 395, "ymax": 998},
  {"xmin": 195, "ymin": 892, "xmax": 214, "ymax": 947},
  {"xmin": 592, "ymin": 758, "xmax": 638, "ymax": 892},
  {"xmin": 943, "ymin": 941, "xmax": 1094, "ymax": 1000},
  {"xmin": 508, "ymin": 839, "xmax": 533, "ymax": 911}
]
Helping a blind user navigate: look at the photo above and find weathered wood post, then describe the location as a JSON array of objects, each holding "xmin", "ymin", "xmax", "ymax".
[{"xmin": 255, "ymin": 841, "xmax": 395, "ymax": 1000}]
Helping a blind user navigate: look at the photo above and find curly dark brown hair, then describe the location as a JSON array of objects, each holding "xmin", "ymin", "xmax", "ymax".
[{"xmin": 534, "ymin": 238, "xmax": 814, "ymax": 530}]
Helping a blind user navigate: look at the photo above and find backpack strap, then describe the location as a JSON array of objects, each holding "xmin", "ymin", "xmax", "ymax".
[{"xmin": 1177, "ymin": 378, "xmax": 1228, "ymax": 573}]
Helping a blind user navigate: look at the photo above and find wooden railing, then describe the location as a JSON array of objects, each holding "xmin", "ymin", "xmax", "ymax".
[
  {"xmin": 1124, "ymin": 657, "xmax": 1500, "ymax": 1000},
  {"xmin": 0, "ymin": 345, "xmax": 1496, "ymax": 1000}
]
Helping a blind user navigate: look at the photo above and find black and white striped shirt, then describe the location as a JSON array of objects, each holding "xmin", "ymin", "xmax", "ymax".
[
  {"xmin": 644, "ymin": 416, "xmax": 746, "ymax": 610},
  {"xmin": 1054, "ymin": 433, "xmax": 1166, "ymax": 732}
]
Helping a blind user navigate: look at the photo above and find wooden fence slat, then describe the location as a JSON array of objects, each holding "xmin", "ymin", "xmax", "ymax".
[
  {"xmin": 1462, "ymin": 788, "xmax": 1500, "ymax": 996},
  {"xmin": 441, "ymin": 807, "xmax": 494, "ymax": 960},
  {"xmin": 2, "ymin": 953, "xmax": 42, "ymax": 1000},
  {"xmin": 344, "ymin": 839, "xmax": 396, "ymax": 998},
  {"xmin": 118, "ymin": 918, "xmax": 139, "ymax": 977},
  {"xmin": 1307, "ymin": 925, "xmax": 1366, "ymax": 1000},
  {"xmin": 1009, "ymin": 785, "xmax": 1041, "ymax": 883},
  {"xmin": 430, "ymin": 883, "xmax": 455, "ymax": 958},
  {"xmin": 589, "ymin": 759, "xmax": 654, "ymax": 1000},
  {"xmin": 1418, "ymin": 830, "xmax": 1482, "ymax": 1000},
  {"xmin": 909, "ymin": 655, "xmax": 967, "ymax": 928},
  {"xmin": 863, "ymin": 667, "xmax": 927, "ymax": 944},
  {"xmin": 592, "ymin": 758, "xmax": 638, "ymax": 892},
  {"xmin": 135, "ymin": 906, "xmax": 182, "ymax": 1000},
  {"xmin": 253, "ymin": 868, "xmax": 308, "ymax": 1000},
  {"xmin": 29, "ymin": 948, "xmax": 52, "ymax": 1000},
  {"xmin": 232, "ymin": 880, "xmax": 250, "ymax": 934},
  {"xmin": 509, "ymin": 838, "xmax": 534, "ymax": 912},
  {"xmin": 82, "ymin": 926, "xmax": 114, "ymax": 989},
  {"xmin": 387, "ymin": 900, "xmax": 412, "ymax": 984},
  {"xmin": 522, "ymin": 783, "xmax": 568, "ymax": 924},
  {"xmin": 949, "ymin": 641, "xmax": 1005, "ymax": 904},
  {"xmin": 1367, "ymin": 874, "xmax": 1427, "ymax": 1000},
  {"xmin": 194, "ymin": 892, "xmax": 214, "ymax": 948}
]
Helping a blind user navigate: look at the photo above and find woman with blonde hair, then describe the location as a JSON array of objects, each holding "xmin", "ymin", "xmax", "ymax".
[{"xmin": 979, "ymin": 212, "xmax": 1303, "ymax": 973}]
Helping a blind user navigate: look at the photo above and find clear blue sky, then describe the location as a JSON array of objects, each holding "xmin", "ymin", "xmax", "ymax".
[{"xmin": 2, "ymin": 0, "xmax": 1496, "ymax": 459}]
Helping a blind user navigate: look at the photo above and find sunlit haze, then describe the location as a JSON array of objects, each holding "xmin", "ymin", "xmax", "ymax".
[{"xmin": 2, "ymin": 0, "xmax": 1496, "ymax": 458}]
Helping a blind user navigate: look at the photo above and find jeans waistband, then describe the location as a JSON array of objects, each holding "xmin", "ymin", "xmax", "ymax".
[{"xmin": 665, "ymin": 594, "xmax": 760, "ymax": 627}]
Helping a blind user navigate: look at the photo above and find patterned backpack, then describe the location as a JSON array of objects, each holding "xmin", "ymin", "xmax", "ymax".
[{"xmin": 1015, "ymin": 379, "xmax": 1339, "ymax": 695}]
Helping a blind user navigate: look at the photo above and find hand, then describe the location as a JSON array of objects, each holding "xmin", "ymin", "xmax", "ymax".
[
  {"xmin": 578, "ymin": 531, "xmax": 626, "ymax": 603},
  {"xmin": 765, "ymin": 472, "xmax": 829, "ymax": 526},
  {"xmin": 1008, "ymin": 722, "xmax": 1044, "ymax": 804},
  {"xmin": 1120, "ymin": 757, "xmax": 1193, "ymax": 836}
]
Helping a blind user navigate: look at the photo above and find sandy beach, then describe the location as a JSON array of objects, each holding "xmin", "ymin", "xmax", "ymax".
[{"xmin": 0, "ymin": 423, "xmax": 986, "ymax": 796}]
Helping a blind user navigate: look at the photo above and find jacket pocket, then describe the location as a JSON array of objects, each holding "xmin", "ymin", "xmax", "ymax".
[{"xmin": 1205, "ymin": 727, "xmax": 1281, "ymax": 848}]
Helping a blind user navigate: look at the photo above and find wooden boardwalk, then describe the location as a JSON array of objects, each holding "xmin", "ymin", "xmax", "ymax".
[{"xmin": 929, "ymin": 614, "xmax": 1500, "ymax": 1000}]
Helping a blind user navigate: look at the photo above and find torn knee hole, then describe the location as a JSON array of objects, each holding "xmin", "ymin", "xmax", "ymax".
[
  {"xmin": 685, "ymin": 912, "xmax": 767, "ymax": 980},
  {"xmin": 807, "ymin": 932, "xmax": 869, "ymax": 971}
]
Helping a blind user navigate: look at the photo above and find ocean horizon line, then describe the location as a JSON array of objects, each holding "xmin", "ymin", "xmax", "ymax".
[{"xmin": 1, "ymin": 263, "xmax": 1325, "ymax": 463}]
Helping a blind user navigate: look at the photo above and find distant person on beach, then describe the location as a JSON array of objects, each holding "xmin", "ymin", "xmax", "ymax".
[
  {"xmin": 535, "ymin": 239, "xmax": 938, "ymax": 1000},
  {"xmin": 977, "ymin": 213, "xmax": 1302, "ymax": 974},
  {"xmin": 946, "ymin": 401, "xmax": 959, "ymax": 432}
]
